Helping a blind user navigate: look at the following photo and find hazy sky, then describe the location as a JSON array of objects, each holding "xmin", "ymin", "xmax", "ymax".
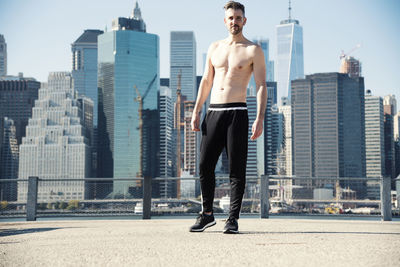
[{"xmin": 0, "ymin": 0, "xmax": 399, "ymax": 102}]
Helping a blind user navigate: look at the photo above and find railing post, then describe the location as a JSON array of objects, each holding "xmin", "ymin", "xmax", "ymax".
[
  {"xmin": 142, "ymin": 176, "xmax": 152, "ymax": 219},
  {"xmin": 26, "ymin": 176, "xmax": 39, "ymax": 221},
  {"xmin": 260, "ymin": 175, "xmax": 269, "ymax": 219},
  {"xmin": 381, "ymin": 176, "xmax": 392, "ymax": 221}
]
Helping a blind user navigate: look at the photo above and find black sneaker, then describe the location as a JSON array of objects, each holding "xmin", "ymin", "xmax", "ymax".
[
  {"xmin": 189, "ymin": 212, "xmax": 216, "ymax": 232},
  {"xmin": 223, "ymin": 217, "xmax": 239, "ymax": 234}
]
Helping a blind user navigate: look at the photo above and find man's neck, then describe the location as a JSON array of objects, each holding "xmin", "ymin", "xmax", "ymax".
[{"xmin": 227, "ymin": 33, "xmax": 246, "ymax": 44}]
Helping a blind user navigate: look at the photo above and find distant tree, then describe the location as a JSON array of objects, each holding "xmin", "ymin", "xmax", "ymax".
[
  {"xmin": 0, "ymin": 201, "xmax": 8, "ymax": 210},
  {"xmin": 67, "ymin": 200, "xmax": 80, "ymax": 210},
  {"xmin": 38, "ymin": 203, "xmax": 47, "ymax": 210},
  {"xmin": 59, "ymin": 201, "xmax": 68, "ymax": 209}
]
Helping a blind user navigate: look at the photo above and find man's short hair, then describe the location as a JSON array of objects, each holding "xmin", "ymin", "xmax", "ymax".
[{"xmin": 224, "ymin": 1, "xmax": 245, "ymax": 16}]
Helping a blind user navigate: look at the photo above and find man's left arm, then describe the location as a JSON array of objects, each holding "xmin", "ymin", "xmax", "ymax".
[{"xmin": 250, "ymin": 45, "xmax": 267, "ymax": 140}]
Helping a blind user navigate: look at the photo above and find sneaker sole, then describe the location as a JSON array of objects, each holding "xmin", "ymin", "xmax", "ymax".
[
  {"xmin": 223, "ymin": 228, "xmax": 239, "ymax": 234},
  {"xmin": 189, "ymin": 220, "xmax": 216, "ymax": 232}
]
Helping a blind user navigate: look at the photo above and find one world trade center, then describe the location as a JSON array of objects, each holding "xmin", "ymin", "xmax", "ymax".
[{"xmin": 276, "ymin": 1, "xmax": 304, "ymax": 101}]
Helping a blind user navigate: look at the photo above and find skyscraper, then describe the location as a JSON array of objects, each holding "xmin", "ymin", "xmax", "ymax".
[
  {"xmin": 395, "ymin": 139, "xmax": 400, "ymax": 179},
  {"xmin": 292, "ymin": 73, "xmax": 365, "ymax": 196},
  {"xmin": 0, "ymin": 77, "xmax": 40, "ymax": 145},
  {"xmin": 271, "ymin": 107, "xmax": 284, "ymax": 175},
  {"xmin": 76, "ymin": 96, "xmax": 94, "ymax": 149},
  {"xmin": 383, "ymin": 95, "xmax": 397, "ymax": 115},
  {"xmin": 71, "ymin": 29, "xmax": 103, "ymax": 127},
  {"xmin": 278, "ymin": 97, "xmax": 292, "ymax": 177},
  {"xmin": 365, "ymin": 91, "xmax": 385, "ymax": 177},
  {"xmin": 143, "ymin": 107, "xmax": 160, "ymax": 197},
  {"xmin": 158, "ymin": 86, "xmax": 175, "ymax": 198},
  {"xmin": 97, "ymin": 2, "xmax": 159, "ymax": 196},
  {"xmin": 170, "ymin": 31, "xmax": 196, "ymax": 102},
  {"xmin": 0, "ymin": 118, "xmax": 18, "ymax": 201},
  {"xmin": 18, "ymin": 72, "xmax": 91, "ymax": 202},
  {"xmin": 364, "ymin": 90, "xmax": 385, "ymax": 199},
  {"xmin": 0, "ymin": 35, "xmax": 6, "ymax": 77},
  {"xmin": 246, "ymin": 95, "xmax": 264, "ymax": 178},
  {"xmin": 0, "ymin": 118, "xmax": 3, "ymax": 181},
  {"xmin": 183, "ymin": 101, "xmax": 198, "ymax": 175},
  {"xmin": 339, "ymin": 56, "xmax": 362, "ymax": 78},
  {"xmin": 73, "ymin": 33, "xmax": 100, "ymax": 179},
  {"xmin": 264, "ymin": 82, "xmax": 278, "ymax": 175},
  {"xmin": 276, "ymin": 3, "xmax": 304, "ymax": 101},
  {"xmin": 394, "ymin": 111, "xmax": 400, "ymax": 141},
  {"xmin": 278, "ymin": 97, "xmax": 293, "ymax": 201},
  {"xmin": 77, "ymin": 96, "xmax": 94, "ymax": 177},
  {"xmin": 383, "ymin": 95, "xmax": 397, "ymax": 183},
  {"xmin": 395, "ymin": 111, "xmax": 400, "ymax": 178}
]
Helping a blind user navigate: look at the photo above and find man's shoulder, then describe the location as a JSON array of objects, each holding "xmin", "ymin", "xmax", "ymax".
[
  {"xmin": 245, "ymin": 39, "xmax": 261, "ymax": 50},
  {"xmin": 244, "ymin": 40, "xmax": 263, "ymax": 57},
  {"xmin": 206, "ymin": 40, "xmax": 226, "ymax": 55},
  {"xmin": 209, "ymin": 39, "xmax": 225, "ymax": 49}
]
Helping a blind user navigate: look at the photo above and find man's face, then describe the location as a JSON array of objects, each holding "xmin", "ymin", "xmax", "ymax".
[{"xmin": 224, "ymin": 8, "xmax": 246, "ymax": 35}]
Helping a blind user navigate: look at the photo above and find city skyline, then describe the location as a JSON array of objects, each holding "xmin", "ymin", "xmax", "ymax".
[{"xmin": 0, "ymin": 0, "xmax": 399, "ymax": 101}]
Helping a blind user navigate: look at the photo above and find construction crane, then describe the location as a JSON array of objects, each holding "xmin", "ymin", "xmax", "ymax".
[
  {"xmin": 133, "ymin": 74, "xmax": 157, "ymax": 178},
  {"xmin": 340, "ymin": 44, "xmax": 361, "ymax": 60},
  {"xmin": 175, "ymin": 71, "xmax": 183, "ymax": 198}
]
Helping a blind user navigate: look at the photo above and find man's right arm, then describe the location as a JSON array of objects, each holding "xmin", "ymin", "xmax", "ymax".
[{"xmin": 191, "ymin": 43, "xmax": 216, "ymax": 131}]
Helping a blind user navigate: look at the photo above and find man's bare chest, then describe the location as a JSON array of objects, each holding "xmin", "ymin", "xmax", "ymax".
[{"xmin": 211, "ymin": 45, "xmax": 253, "ymax": 71}]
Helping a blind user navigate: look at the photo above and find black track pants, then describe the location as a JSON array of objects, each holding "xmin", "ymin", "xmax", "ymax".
[{"xmin": 199, "ymin": 102, "xmax": 248, "ymax": 219}]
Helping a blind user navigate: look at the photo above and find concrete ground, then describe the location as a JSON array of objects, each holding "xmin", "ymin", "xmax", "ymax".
[{"xmin": 0, "ymin": 217, "xmax": 399, "ymax": 267}]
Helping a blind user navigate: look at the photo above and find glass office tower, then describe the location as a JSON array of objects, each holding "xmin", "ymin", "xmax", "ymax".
[
  {"xmin": 170, "ymin": 31, "xmax": 196, "ymax": 102},
  {"xmin": 97, "ymin": 29, "xmax": 159, "ymax": 196},
  {"xmin": 71, "ymin": 29, "xmax": 103, "ymax": 127},
  {"xmin": 276, "ymin": 18, "xmax": 304, "ymax": 101}
]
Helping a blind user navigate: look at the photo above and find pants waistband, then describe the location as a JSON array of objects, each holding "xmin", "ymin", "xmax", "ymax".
[{"xmin": 208, "ymin": 102, "xmax": 247, "ymax": 111}]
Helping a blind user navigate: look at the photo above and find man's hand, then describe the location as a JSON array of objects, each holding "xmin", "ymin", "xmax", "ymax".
[
  {"xmin": 191, "ymin": 112, "xmax": 201, "ymax": 131},
  {"xmin": 250, "ymin": 118, "xmax": 263, "ymax": 140}
]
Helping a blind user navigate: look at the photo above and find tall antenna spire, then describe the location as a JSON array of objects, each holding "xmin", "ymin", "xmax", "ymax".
[
  {"xmin": 132, "ymin": 1, "xmax": 142, "ymax": 20},
  {"xmin": 288, "ymin": 0, "xmax": 292, "ymax": 20}
]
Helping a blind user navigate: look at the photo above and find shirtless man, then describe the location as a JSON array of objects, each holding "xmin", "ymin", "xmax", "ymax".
[{"xmin": 189, "ymin": 1, "xmax": 267, "ymax": 234}]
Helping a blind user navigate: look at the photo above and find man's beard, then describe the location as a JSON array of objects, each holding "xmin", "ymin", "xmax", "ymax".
[{"xmin": 230, "ymin": 25, "xmax": 242, "ymax": 35}]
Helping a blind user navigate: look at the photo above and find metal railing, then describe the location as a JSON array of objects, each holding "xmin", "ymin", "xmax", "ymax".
[
  {"xmin": 261, "ymin": 175, "xmax": 394, "ymax": 221},
  {"xmin": 0, "ymin": 175, "xmax": 397, "ymax": 221}
]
